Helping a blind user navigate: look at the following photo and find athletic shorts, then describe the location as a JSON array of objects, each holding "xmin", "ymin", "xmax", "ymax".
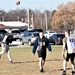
[
  {"xmin": 37, "ymin": 51, "xmax": 46, "ymax": 61},
  {"xmin": 66, "ymin": 53, "xmax": 75, "ymax": 62},
  {"xmin": 1, "ymin": 43, "xmax": 9, "ymax": 53}
]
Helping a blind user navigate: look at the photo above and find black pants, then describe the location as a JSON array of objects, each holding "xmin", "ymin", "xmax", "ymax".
[{"xmin": 66, "ymin": 53, "xmax": 75, "ymax": 63}]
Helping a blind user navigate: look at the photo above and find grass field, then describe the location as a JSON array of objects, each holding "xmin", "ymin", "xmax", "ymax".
[{"xmin": 0, "ymin": 45, "xmax": 73, "ymax": 75}]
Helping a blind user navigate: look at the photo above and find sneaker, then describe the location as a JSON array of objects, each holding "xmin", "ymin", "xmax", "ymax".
[
  {"xmin": 71, "ymin": 71, "xmax": 75, "ymax": 75},
  {"xmin": 10, "ymin": 61, "xmax": 13, "ymax": 64},
  {"xmin": 40, "ymin": 68, "xmax": 44, "ymax": 73},
  {"xmin": 62, "ymin": 70, "xmax": 66, "ymax": 75}
]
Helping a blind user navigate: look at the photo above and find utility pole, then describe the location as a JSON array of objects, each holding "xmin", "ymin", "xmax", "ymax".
[
  {"xmin": 21, "ymin": 18, "xmax": 24, "ymax": 22},
  {"xmin": 0, "ymin": 11, "xmax": 2, "ymax": 21},
  {"xmin": 49, "ymin": 8, "xmax": 53, "ymax": 30},
  {"xmin": 17, "ymin": 16, "xmax": 19, "ymax": 21},
  {"xmin": 27, "ymin": 8, "xmax": 30, "ymax": 29},
  {"xmin": 45, "ymin": 12, "xmax": 48, "ymax": 31},
  {"xmin": 2, "ymin": 16, "xmax": 4, "ymax": 21},
  {"xmin": 41, "ymin": 16, "xmax": 43, "ymax": 29},
  {"xmin": 31, "ymin": 13, "xmax": 34, "ymax": 29}
]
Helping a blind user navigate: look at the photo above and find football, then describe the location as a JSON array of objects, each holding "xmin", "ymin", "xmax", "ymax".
[{"xmin": 16, "ymin": 0, "xmax": 20, "ymax": 5}]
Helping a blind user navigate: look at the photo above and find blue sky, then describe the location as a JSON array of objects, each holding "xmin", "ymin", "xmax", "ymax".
[{"xmin": 0, "ymin": 0, "xmax": 75, "ymax": 11}]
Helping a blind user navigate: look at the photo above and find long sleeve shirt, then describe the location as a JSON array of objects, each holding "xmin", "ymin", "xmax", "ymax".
[{"xmin": 32, "ymin": 36, "xmax": 52, "ymax": 54}]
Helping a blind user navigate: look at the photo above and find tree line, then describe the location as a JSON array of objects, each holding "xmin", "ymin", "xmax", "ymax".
[
  {"xmin": 0, "ymin": 1, "xmax": 75, "ymax": 32},
  {"xmin": 52, "ymin": 2, "xmax": 75, "ymax": 32}
]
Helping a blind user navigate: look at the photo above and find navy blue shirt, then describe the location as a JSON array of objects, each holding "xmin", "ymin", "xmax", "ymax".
[{"xmin": 32, "ymin": 36, "xmax": 52, "ymax": 54}]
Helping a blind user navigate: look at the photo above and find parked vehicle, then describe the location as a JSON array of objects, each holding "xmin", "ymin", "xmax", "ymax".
[
  {"xmin": 0, "ymin": 29, "xmax": 8, "ymax": 36},
  {"xmin": 12, "ymin": 29, "xmax": 21, "ymax": 35},
  {"xmin": 33, "ymin": 29, "xmax": 43, "ymax": 32},
  {"xmin": 20, "ymin": 32, "xmax": 39, "ymax": 46},
  {"xmin": 0, "ymin": 29, "xmax": 8, "ymax": 46},
  {"xmin": 24, "ymin": 29, "xmax": 43, "ymax": 33},
  {"xmin": 24, "ymin": 29, "xmax": 37, "ymax": 33},
  {"xmin": 0, "ymin": 36, "xmax": 4, "ymax": 46},
  {"xmin": 44, "ymin": 30, "xmax": 57, "ymax": 39},
  {"xmin": 12, "ymin": 29, "xmax": 21, "ymax": 39},
  {"xmin": 19, "ymin": 28, "xmax": 27, "ymax": 33},
  {"xmin": 49, "ymin": 33, "xmax": 65, "ymax": 45}
]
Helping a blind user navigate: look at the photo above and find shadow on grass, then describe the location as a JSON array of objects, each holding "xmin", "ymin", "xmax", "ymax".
[
  {"xmin": 46, "ymin": 59, "xmax": 62, "ymax": 62},
  {"xmin": 50, "ymin": 68, "xmax": 72, "ymax": 73},
  {"xmin": 13, "ymin": 60, "xmax": 39, "ymax": 64},
  {"xmin": 13, "ymin": 59, "xmax": 62, "ymax": 64}
]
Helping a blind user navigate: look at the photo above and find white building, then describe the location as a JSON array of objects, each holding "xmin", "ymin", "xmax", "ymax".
[{"xmin": 0, "ymin": 21, "xmax": 33, "ymax": 29}]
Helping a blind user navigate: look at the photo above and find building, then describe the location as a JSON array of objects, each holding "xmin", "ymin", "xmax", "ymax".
[{"xmin": 0, "ymin": 21, "xmax": 33, "ymax": 29}]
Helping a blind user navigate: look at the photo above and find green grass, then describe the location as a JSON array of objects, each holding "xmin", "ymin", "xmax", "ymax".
[{"xmin": 0, "ymin": 45, "xmax": 73, "ymax": 75}]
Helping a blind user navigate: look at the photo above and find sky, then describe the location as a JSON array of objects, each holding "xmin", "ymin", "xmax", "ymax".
[{"xmin": 0, "ymin": 0, "xmax": 75, "ymax": 12}]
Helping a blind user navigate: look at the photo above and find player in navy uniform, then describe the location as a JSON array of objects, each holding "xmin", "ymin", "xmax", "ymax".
[
  {"xmin": 62, "ymin": 30, "xmax": 75, "ymax": 75},
  {"xmin": 32, "ymin": 32, "xmax": 52, "ymax": 72}
]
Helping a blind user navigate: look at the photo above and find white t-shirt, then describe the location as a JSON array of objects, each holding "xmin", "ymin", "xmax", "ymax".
[{"xmin": 67, "ymin": 36, "xmax": 75, "ymax": 54}]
